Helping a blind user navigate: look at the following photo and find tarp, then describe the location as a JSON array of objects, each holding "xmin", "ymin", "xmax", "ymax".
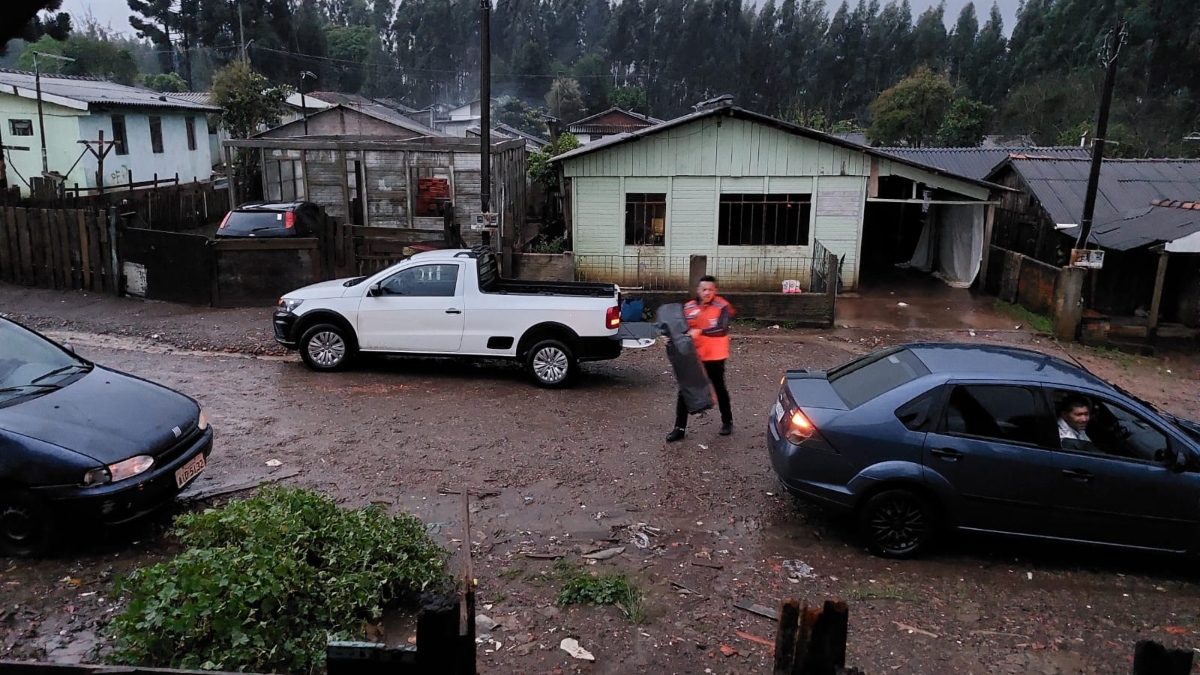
[
  {"xmin": 654, "ymin": 303, "xmax": 715, "ymax": 415},
  {"xmin": 907, "ymin": 204, "xmax": 986, "ymax": 288}
]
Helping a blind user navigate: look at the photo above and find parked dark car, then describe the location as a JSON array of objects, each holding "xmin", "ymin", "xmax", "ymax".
[
  {"xmin": 767, "ymin": 343, "xmax": 1200, "ymax": 559},
  {"xmin": 215, "ymin": 201, "xmax": 321, "ymax": 238},
  {"xmin": 0, "ymin": 318, "xmax": 214, "ymax": 557}
]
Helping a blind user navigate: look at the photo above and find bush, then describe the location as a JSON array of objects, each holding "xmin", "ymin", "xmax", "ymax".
[
  {"xmin": 107, "ymin": 487, "xmax": 451, "ymax": 673},
  {"xmin": 557, "ymin": 568, "xmax": 646, "ymax": 624},
  {"xmin": 531, "ymin": 234, "xmax": 568, "ymax": 254}
]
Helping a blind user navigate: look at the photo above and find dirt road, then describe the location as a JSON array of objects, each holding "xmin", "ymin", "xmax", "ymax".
[{"xmin": 2, "ymin": 286, "xmax": 1200, "ymax": 674}]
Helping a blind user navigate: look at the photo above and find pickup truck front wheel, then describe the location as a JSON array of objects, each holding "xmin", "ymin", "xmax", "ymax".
[
  {"xmin": 300, "ymin": 324, "xmax": 353, "ymax": 372},
  {"xmin": 526, "ymin": 339, "xmax": 577, "ymax": 388}
]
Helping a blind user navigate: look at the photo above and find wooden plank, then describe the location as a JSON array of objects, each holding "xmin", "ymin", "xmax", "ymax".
[
  {"xmin": 0, "ymin": 207, "xmax": 11, "ymax": 283},
  {"xmin": 1148, "ymin": 249, "xmax": 1170, "ymax": 337},
  {"xmin": 77, "ymin": 210, "xmax": 92, "ymax": 291},
  {"xmin": 96, "ymin": 212, "xmax": 113, "ymax": 293},
  {"xmin": 88, "ymin": 212, "xmax": 104, "ymax": 292},
  {"xmin": 3, "ymin": 207, "xmax": 16, "ymax": 283},
  {"xmin": 29, "ymin": 209, "xmax": 48, "ymax": 287},
  {"xmin": 15, "ymin": 208, "xmax": 33, "ymax": 284},
  {"xmin": 212, "ymin": 238, "xmax": 319, "ymax": 252},
  {"xmin": 67, "ymin": 210, "xmax": 83, "ymax": 289},
  {"xmin": 57, "ymin": 210, "xmax": 73, "ymax": 289},
  {"xmin": 49, "ymin": 209, "xmax": 64, "ymax": 289}
]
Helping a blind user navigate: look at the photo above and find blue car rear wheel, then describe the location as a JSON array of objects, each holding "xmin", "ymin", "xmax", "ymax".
[{"xmin": 859, "ymin": 488, "xmax": 938, "ymax": 559}]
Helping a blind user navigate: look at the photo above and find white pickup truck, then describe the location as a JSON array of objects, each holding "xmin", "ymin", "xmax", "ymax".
[{"xmin": 272, "ymin": 247, "xmax": 637, "ymax": 387}]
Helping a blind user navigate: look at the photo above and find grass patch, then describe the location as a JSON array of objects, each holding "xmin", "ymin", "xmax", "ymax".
[
  {"xmin": 993, "ymin": 300, "xmax": 1054, "ymax": 334},
  {"xmin": 846, "ymin": 584, "xmax": 922, "ymax": 602},
  {"xmin": 107, "ymin": 487, "xmax": 451, "ymax": 673},
  {"xmin": 557, "ymin": 568, "xmax": 647, "ymax": 624}
]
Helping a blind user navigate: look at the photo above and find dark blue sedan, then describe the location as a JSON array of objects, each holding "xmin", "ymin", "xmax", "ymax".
[
  {"xmin": 768, "ymin": 343, "xmax": 1200, "ymax": 558},
  {"xmin": 0, "ymin": 318, "xmax": 213, "ymax": 557}
]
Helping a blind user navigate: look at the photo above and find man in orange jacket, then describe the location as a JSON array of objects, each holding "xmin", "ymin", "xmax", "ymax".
[{"xmin": 666, "ymin": 275, "xmax": 735, "ymax": 442}]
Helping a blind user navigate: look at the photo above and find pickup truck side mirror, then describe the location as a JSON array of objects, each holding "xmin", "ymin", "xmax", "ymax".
[{"xmin": 367, "ymin": 282, "xmax": 383, "ymax": 297}]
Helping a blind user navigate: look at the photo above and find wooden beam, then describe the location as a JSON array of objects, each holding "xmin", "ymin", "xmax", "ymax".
[
  {"xmin": 866, "ymin": 198, "xmax": 1001, "ymax": 205},
  {"xmin": 1148, "ymin": 249, "xmax": 1170, "ymax": 337},
  {"xmin": 868, "ymin": 157, "xmax": 880, "ymax": 198},
  {"xmin": 979, "ymin": 204, "xmax": 996, "ymax": 289}
]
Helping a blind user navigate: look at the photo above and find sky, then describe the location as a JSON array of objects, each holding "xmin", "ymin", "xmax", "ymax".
[{"xmin": 59, "ymin": 0, "xmax": 1022, "ymax": 38}]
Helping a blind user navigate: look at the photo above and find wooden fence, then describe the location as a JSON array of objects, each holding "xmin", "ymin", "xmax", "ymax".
[
  {"xmin": 0, "ymin": 207, "xmax": 116, "ymax": 293},
  {"xmin": 2, "ymin": 180, "xmax": 229, "ymax": 234}
]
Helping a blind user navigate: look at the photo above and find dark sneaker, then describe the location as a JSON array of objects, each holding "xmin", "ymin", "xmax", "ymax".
[
  {"xmin": 666, "ymin": 427, "xmax": 686, "ymax": 443},
  {"xmin": 719, "ymin": 422, "xmax": 733, "ymax": 436}
]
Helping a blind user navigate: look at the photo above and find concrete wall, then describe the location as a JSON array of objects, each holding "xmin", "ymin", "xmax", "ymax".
[
  {"xmin": 628, "ymin": 290, "xmax": 835, "ymax": 327},
  {"xmin": 510, "ymin": 253, "xmax": 574, "ymax": 281}
]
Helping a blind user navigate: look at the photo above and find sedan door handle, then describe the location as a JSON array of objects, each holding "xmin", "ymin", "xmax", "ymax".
[
  {"xmin": 930, "ymin": 448, "xmax": 963, "ymax": 460},
  {"xmin": 446, "ymin": 309, "xmax": 462, "ymax": 314},
  {"xmin": 1061, "ymin": 468, "xmax": 1093, "ymax": 482}
]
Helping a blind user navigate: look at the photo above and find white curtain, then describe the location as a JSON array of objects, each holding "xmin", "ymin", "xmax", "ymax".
[{"xmin": 906, "ymin": 205, "xmax": 985, "ymax": 287}]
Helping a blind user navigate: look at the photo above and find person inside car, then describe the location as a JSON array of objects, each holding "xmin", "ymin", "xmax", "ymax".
[{"xmin": 1057, "ymin": 394, "xmax": 1092, "ymax": 446}]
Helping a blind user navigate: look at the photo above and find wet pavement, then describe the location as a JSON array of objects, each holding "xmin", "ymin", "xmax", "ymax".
[
  {"xmin": 2, "ymin": 284, "xmax": 1200, "ymax": 673},
  {"xmin": 837, "ymin": 273, "xmax": 1019, "ymax": 332}
]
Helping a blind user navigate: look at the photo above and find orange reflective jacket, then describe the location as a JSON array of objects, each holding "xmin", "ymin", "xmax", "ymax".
[{"xmin": 684, "ymin": 296, "xmax": 735, "ymax": 362}]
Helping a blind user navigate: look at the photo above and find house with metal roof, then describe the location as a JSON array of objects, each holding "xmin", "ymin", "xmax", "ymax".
[
  {"xmin": 0, "ymin": 69, "xmax": 218, "ymax": 196},
  {"xmin": 987, "ymin": 157, "xmax": 1200, "ymax": 332},
  {"xmin": 566, "ymin": 107, "xmax": 663, "ymax": 145},
  {"xmin": 550, "ymin": 99, "xmax": 1003, "ymax": 292}
]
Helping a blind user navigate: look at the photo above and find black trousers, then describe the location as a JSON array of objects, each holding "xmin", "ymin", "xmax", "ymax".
[{"xmin": 675, "ymin": 359, "xmax": 732, "ymax": 428}]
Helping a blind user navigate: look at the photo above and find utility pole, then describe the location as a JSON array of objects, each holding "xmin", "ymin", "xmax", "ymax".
[
  {"xmin": 32, "ymin": 51, "xmax": 76, "ymax": 176},
  {"xmin": 479, "ymin": 0, "xmax": 492, "ymax": 220},
  {"xmin": 300, "ymin": 71, "xmax": 317, "ymax": 135},
  {"xmin": 78, "ymin": 130, "xmax": 118, "ymax": 197},
  {"xmin": 1075, "ymin": 20, "xmax": 1127, "ymax": 250},
  {"xmin": 239, "ymin": 5, "xmax": 247, "ymax": 62}
]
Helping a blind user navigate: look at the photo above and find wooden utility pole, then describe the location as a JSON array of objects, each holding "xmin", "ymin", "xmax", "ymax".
[
  {"xmin": 479, "ymin": 0, "xmax": 492, "ymax": 222},
  {"xmin": 32, "ymin": 51, "xmax": 75, "ymax": 176},
  {"xmin": 78, "ymin": 131, "xmax": 118, "ymax": 197},
  {"xmin": 1075, "ymin": 20, "xmax": 1127, "ymax": 250}
]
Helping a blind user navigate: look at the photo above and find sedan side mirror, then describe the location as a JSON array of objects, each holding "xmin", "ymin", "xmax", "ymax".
[
  {"xmin": 367, "ymin": 283, "xmax": 383, "ymax": 297},
  {"xmin": 1164, "ymin": 446, "xmax": 1190, "ymax": 473}
]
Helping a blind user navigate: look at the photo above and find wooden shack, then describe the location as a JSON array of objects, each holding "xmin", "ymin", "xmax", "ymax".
[{"xmin": 223, "ymin": 136, "xmax": 527, "ymax": 246}]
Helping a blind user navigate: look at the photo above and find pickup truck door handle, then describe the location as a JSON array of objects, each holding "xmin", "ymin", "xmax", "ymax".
[
  {"xmin": 1061, "ymin": 468, "xmax": 1093, "ymax": 482},
  {"xmin": 445, "ymin": 308, "xmax": 462, "ymax": 315},
  {"xmin": 930, "ymin": 448, "xmax": 963, "ymax": 460}
]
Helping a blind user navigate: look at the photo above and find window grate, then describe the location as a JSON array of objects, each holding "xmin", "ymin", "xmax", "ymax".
[{"xmin": 718, "ymin": 193, "xmax": 811, "ymax": 246}]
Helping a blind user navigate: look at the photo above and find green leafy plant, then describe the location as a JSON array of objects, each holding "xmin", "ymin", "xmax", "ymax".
[
  {"xmin": 107, "ymin": 487, "xmax": 451, "ymax": 673},
  {"xmin": 531, "ymin": 234, "xmax": 568, "ymax": 254},
  {"xmin": 993, "ymin": 300, "xmax": 1054, "ymax": 334},
  {"xmin": 557, "ymin": 568, "xmax": 646, "ymax": 624}
]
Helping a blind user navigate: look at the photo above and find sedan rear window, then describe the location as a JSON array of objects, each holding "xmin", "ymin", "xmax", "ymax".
[
  {"xmin": 829, "ymin": 348, "xmax": 930, "ymax": 408},
  {"xmin": 223, "ymin": 211, "xmax": 289, "ymax": 234}
]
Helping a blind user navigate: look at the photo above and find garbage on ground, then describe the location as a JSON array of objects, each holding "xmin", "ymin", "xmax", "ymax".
[
  {"xmin": 628, "ymin": 522, "xmax": 662, "ymax": 549},
  {"xmin": 720, "ymin": 645, "xmax": 738, "ymax": 657},
  {"xmin": 560, "ymin": 637, "xmax": 595, "ymax": 661},
  {"xmin": 782, "ymin": 559, "xmax": 817, "ymax": 581},
  {"xmin": 897, "ymin": 302, "xmax": 909, "ymax": 307},
  {"xmin": 475, "ymin": 614, "xmax": 498, "ymax": 632},
  {"xmin": 582, "ymin": 546, "xmax": 625, "ymax": 561},
  {"xmin": 265, "ymin": 459, "xmax": 283, "ymax": 467}
]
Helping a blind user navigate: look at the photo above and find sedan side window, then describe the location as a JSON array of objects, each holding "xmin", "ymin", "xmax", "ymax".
[
  {"xmin": 942, "ymin": 385, "xmax": 1050, "ymax": 446},
  {"xmin": 380, "ymin": 264, "xmax": 460, "ymax": 297},
  {"xmin": 1050, "ymin": 389, "xmax": 1169, "ymax": 463}
]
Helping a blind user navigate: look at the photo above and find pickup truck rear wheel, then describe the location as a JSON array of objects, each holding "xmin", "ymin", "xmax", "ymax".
[
  {"xmin": 300, "ymin": 323, "xmax": 353, "ymax": 372},
  {"xmin": 527, "ymin": 339, "xmax": 577, "ymax": 388}
]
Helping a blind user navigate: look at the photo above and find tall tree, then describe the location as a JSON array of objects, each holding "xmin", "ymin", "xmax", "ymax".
[
  {"xmin": 947, "ymin": 2, "xmax": 978, "ymax": 85},
  {"xmin": 3, "ymin": 0, "xmax": 71, "ymax": 55},
  {"xmin": 867, "ymin": 64, "xmax": 954, "ymax": 146},
  {"xmin": 545, "ymin": 76, "xmax": 586, "ymax": 122}
]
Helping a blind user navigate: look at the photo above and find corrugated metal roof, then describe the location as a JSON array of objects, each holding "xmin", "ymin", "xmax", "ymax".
[
  {"xmin": 167, "ymin": 92, "xmax": 212, "ymax": 105},
  {"xmin": 878, "ymin": 147, "xmax": 1092, "ymax": 181},
  {"xmin": 1091, "ymin": 204, "xmax": 1200, "ymax": 250},
  {"xmin": 256, "ymin": 103, "xmax": 444, "ymax": 138},
  {"xmin": 0, "ymin": 69, "xmax": 218, "ymax": 111},
  {"xmin": 1002, "ymin": 158, "xmax": 1200, "ymax": 234}
]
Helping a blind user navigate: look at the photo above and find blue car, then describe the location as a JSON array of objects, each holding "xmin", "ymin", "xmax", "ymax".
[
  {"xmin": 768, "ymin": 343, "xmax": 1200, "ymax": 558},
  {"xmin": 0, "ymin": 318, "xmax": 213, "ymax": 557}
]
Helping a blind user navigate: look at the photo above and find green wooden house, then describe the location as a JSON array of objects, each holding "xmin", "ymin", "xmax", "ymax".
[{"xmin": 552, "ymin": 101, "xmax": 1001, "ymax": 292}]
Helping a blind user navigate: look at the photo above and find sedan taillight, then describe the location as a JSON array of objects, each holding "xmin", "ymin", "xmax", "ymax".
[
  {"xmin": 218, "ymin": 212, "xmax": 231, "ymax": 229},
  {"xmin": 285, "ymin": 211, "xmax": 296, "ymax": 229}
]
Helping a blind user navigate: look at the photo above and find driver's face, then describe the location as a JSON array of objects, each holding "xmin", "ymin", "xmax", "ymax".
[{"xmin": 1064, "ymin": 405, "xmax": 1090, "ymax": 431}]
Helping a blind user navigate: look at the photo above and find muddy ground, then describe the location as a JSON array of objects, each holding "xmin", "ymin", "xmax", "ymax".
[{"xmin": 2, "ymin": 284, "xmax": 1200, "ymax": 674}]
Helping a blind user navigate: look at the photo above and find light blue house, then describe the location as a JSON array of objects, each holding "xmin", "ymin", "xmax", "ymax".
[
  {"xmin": 552, "ymin": 100, "xmax": 1002, "ymax": 291},
  {"xmin": 0, "ymin": 69, "xmax": 217, "ymax": 195}
]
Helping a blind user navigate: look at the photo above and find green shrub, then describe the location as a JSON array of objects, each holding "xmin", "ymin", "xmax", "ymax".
[{"xmin": 107, "ymin": 487, "xmax": 451, "ymax": 673}]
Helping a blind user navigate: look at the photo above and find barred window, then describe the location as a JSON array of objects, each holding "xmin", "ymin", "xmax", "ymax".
[
  {"xmin": 625, "ymin": 193, "xmax": 666, "ymax": 246},
  {"xmin": 719, "ymin": 193, "xmax": 811, "ymax": 246}
]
